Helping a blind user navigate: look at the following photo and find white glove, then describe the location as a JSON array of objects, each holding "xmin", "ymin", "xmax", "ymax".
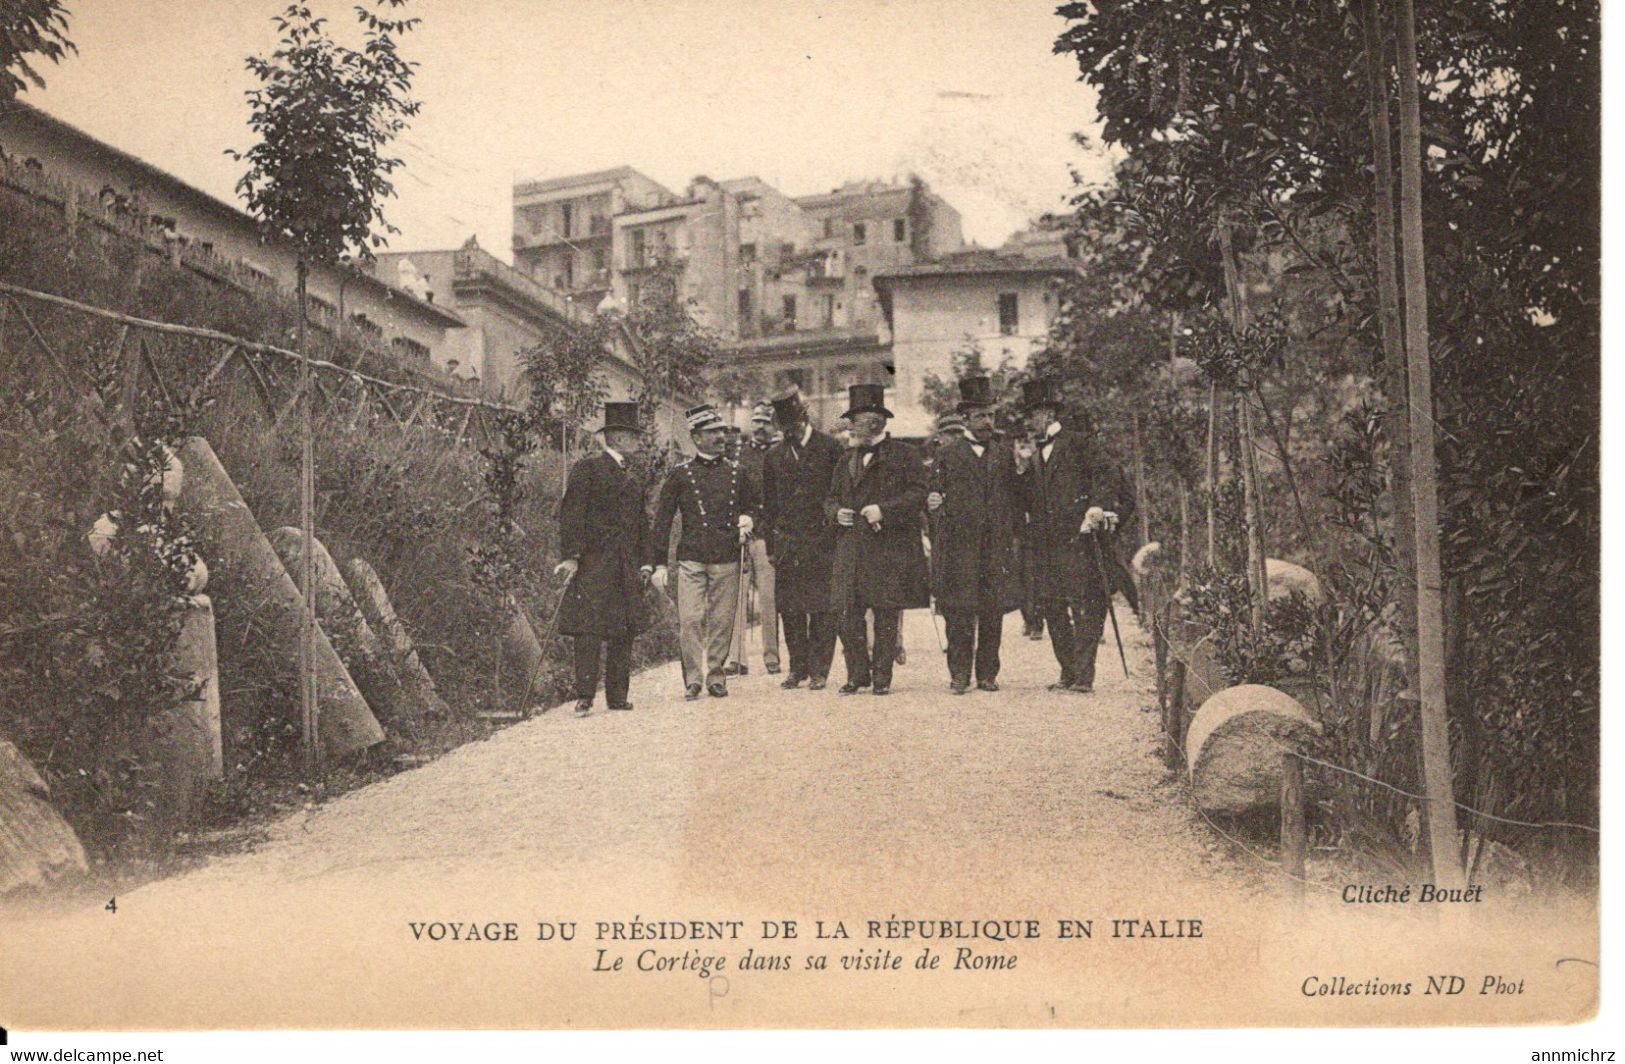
[
  {"xmin": 927, "ymin": 491, "xmax": 944, "ymax": 512},
  {"xmin": 837, "ymin": 507, "xmax": 856, "ymax": 527},
  {"xmin": 737, "ymin": 514, "xmax": 754, "ymax": 543},
  {"xmin": 1102, "ymin": 509, "xmax": 1120, "ymax": 532},
  {"xmin": 860, "ymin": 504, "xmax": 882, "ymax": 527},
  {"xmin": 651, "ymin": 565, "xmax": 668, "ymax": 590},
  {"xmin": 554, "ymin": 558, "xmax": 579, "ymax": 580},
  {"xmin": 1082, "ymin": 506, "xmax": 1105, "ymax": 533}
]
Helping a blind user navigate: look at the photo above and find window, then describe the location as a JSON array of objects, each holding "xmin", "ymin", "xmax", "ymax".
[
  {"xmin": 563, "ymin": 256, "xmax": 575, "ymax": 289},
  {"xmin": 350, "ymin": 313, "xmax": 383, "ymax": 340},
  {"xmin": 782, "ymin": 294, "xmax": 797, "ymax": 331},
  {"xmin": 392, "ymin": 336, "xmax": 430, "ymax": 362},
  {"xmin": 592, "ymin": 248, "xmax": 607, "ymax": 272},
  {"xmin": 740, "ymin": 243, "xmax": 757, "ymax": 264},
  {"xmin": 561, "ymin": 202, "xmax": 574, "ymax": 238},
  {"xmin": 629, "ymin": 228, "xmax": 647, "ymax": 268},
  {"xmin": 738, "ymin": 287, "xmax": 753, "ymax": 320},
  {"xmin": 998, "ymin": 292, "xmax": 1019, "ymax": 335},
  {"xmin": 894, "ymin": 218, "xmax": 906, "ymax": 242},
  {"xmin": 853, "ymin": 222, "xmax": 867, "ymax": 245},
  {"xmin": 820, "ymin": 294, "xmax": 835, "ymax": 328},
  {"xmin": 528, "ymin": 206, "xmax": 545, "ymax": 235},
  {"xmin": 308, "ymin": 295, "xmax": 337, "ymax": 321},
  {"xmin": 822, "ymin": 218, "xmax": 835, "ymax": 239},
  {"xmin": 627, "ymin": 280, "xmax": 642, "ymax": 309}
]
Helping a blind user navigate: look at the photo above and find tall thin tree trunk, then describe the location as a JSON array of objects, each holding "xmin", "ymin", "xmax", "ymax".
[
  {"xmin": 1132, "ymin": 410, "xmax": 1151, "ymax": 546},
  {"xmin": 1395, "ymin": 0, "xmax": 1464, "ymax": 888},
  {"xmin": 1205, "ymin": 383, "xmax": 1219, "ymax": 568},
  {"xmin": 1360, "ymin": 0, "xmax": 1422, "ymax": 712},
  {"xmin": 297, "ymin": 262, "xmax": 318, "ymax": 767},
  {"xmin": 1220, "ymin": 226, "xmax": 1268, "ymax": 621},
  {"xmin": 1178, "ymin": 480, "xmax": 1191, "ymax": 587}
]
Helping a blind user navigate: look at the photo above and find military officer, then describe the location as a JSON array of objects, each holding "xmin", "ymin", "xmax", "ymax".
[
  {"xmin": 554, "ymin": 401, "xmax": 651, "ymax": 716},
  {"xmin": 761, "ymin": 388, "xmax": 845, "ymax": 690},
  {"xmin": 926, "ymin": 376, "xmax": 1022, "ymax": 694},
  {"xmin": 648, "ymin": 403, "xmax": 761, "ymax": 700},
  {"xmin": 825, "ymin": 384, "xmax": 929, "ymax": 696},
  {"xmin": 1015, "ymin": 379, "xmax": 1135, "ymax": 695}
]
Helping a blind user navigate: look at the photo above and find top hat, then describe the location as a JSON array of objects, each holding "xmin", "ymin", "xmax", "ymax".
[
  {"xmin": 956, "ymin": 374, "xmax": 996, "ymax": 413},
  {"xmin": 770, "ymin": 387, "xmax": 805, "ymax": 426},
  {"xmin": 685, "ymin": 403, "xmax": 726, "ymax": 432},
  {"xmin": 843, "ymin": 383, "xmax": 893, "ymax": 420},
  {"xmin": 599, "ymin": 401, "xmax": 640, "ymax": 434},
  {"xmin": 1019, "ymin": 378, "xmax": 1062, "ymax": 412}
]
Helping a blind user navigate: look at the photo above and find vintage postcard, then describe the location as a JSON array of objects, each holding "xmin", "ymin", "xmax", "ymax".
[{"xmin": 0, "ymin": 0, "xmax": 1600, "ymax": 1041}]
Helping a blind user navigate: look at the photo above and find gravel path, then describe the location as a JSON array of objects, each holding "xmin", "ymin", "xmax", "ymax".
[{"xmin": 28, "ymin": 607, "xmax": 1596, "ymax": 1029}]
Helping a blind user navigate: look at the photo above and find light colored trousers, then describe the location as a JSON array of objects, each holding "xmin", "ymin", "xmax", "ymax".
[
  {"xmin": 677, "ymin": 559, "xmax": 741, "ymax": 687},
  {"xmin": 729, "ymin": 536, "xmax": 780, "ymax": 669}
]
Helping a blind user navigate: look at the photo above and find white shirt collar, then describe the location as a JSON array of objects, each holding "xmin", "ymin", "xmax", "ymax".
[
  {"xmin": 603, "ymin": 444, "xmax": 626, "ymax": 467},
  {"xmin": 1045, "ymin": 421, "xmax": 1062, "ymax": 441}
]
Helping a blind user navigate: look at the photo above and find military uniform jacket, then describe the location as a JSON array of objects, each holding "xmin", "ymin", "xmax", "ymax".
[
  {"xmin": 825, "ymin": 436, "xmax": 930, "ymax": 613},
  {"xmin": 929, "ymin": 435, "xmax": 1022, "ymax": 614},
  {"xmin": 648, "ymin": 453, "xmax": 762, "ymax": 567},
  {"xmin": 1018, "ymin": 428, "xmax": 1136, "ymax": 607},
  {"xmin": 556, "ymin": 451, "xmax": 651, "ymax": 639},
  {"xmin": 762, "ymin": 427, "xmax": 844, "ymax": 614}
]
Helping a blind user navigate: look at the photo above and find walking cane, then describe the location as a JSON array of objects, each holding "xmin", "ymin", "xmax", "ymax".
[
  {"xmin": 518, "ymin": 579, "xmax": 572, "ymax": 714},
  {"xmin": 1088, "ymin": 532, "xmax": 1131, "ymax": 679},
  {"xmin": 731, "ymin": 536, "xmax": 751, "ymax": 672}
]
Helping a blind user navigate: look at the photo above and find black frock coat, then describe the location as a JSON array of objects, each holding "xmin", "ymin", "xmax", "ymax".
[
  {"xmin": 762, "ymin": 427, "xmax": 845, "ymax": 614},
  {"xmin": 556, "ymin": 451, "xmax": 650, "ymax": 639},
  {"xmin": 1018, "ymin": 429, "xmax": 1137, "ymax": 608},
  {"xmin": 928, "ymin": 436, "xmax": 1022, "ymax": 614},
  {"xmin": 825, "ymin": 436, "xmax": 930, "ymax": 613}
]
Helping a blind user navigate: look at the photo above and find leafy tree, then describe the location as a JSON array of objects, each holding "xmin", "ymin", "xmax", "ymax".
[
  {"xmin": 230, "ymin": 0, "xmax": 422, "ymax": 764},
  {"xmin": 1, "ymin": 0, "xmax": 74, "ymax": 102}
]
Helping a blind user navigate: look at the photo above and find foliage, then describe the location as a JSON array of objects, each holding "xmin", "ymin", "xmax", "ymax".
[
  {"xmin": 1053, "ymin": 0, "xmax": 1600, "ymax": 868},
  {"xmin": 229, "ymin": 1, "xmax": 421, "ymax": 268},
  {"xmin": 0, "ymin": 0, "xmax": 74, "ymax": 101},
  {"xmin": 1174, "ymin": 569, "xmax": 1320, "ymax": 687},
  {"xmin": 918, "ymin": 339, "xmax": 1020, "ymax": 427},
  {"xmin": 521, "ymin": 319, "xmax": 609, "ymax": 451}
]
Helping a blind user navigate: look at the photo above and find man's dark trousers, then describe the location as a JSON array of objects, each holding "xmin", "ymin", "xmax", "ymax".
[
  {"xmin": 943, "ymin": 608, "xmax": 1003, "ymax": 685},
  {"xmin": 575, "ymin": 636, "xmax": 633, "ymax": 704},
  {"xmin": 1042, "ymin": 598, "xmax": 1108, "ymax": 687},
  {"xmin": 781, "ymin": 608, "xmax": 838, "ymax": 681},
  {"xmin": 840, "ymin": 607, "xmax": 899, "ymax": 688}
]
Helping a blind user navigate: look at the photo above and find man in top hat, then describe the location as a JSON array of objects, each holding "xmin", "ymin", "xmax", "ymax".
[
  {"xmin": 1015, "ymin": 379, "xmax": 1135, "ymax": 695},
  {"xmin": 554, "ymin": 401, "xmax": 652, "ymax": 716},
  {"xmin": 761, "ymin": 388, "xmax": 845, "ymax": 690},
  {"xmin": 648, "ymin": 403, "xmax": 761, "ymax": 700},
  {"xmin": 727, "ymin": 402, "xmax": 782, "ymax": 677},
  {"xmin": 925, "ymin": 375, "xmax": 1022, "ymax": 694},
  {"xmin": 825, "ymin": 383, "xmax": 929, "ymax": 696}
]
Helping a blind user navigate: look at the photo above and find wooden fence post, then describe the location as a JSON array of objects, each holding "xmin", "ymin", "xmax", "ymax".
[{"xmin": 1281, "ymin": 752, "xmax": 1307, "ymax": 896}]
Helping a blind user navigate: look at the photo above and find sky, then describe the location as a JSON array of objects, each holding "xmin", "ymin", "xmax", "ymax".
[{"xmin": 22, "ymin": 0, "xmax": 1114, "ymax": 256}]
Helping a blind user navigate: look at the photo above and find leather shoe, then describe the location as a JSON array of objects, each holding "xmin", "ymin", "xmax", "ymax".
[
  {"xmin": 837, "ymin": 681, "xmax": 867, "ymax": 695},
  {"xmin": 707, "ymin": 682, "xmax": 729, "ymax": 698},
  {"xmin": 766, "ymin": 663, "xmax": 782, "ymax": 675},
  {"xmin": 977, "ymin": 680, "xmax": 1000, "ymax": 692},
  {"xmin": 950, "ymin": 680, "xmax": 970, "ymax": 695},
  {"xmin": 573, "ymin": 699, "xmax": 592, "ymax": 716},
  {"xmin": 608, "ymin": 702, "xmax": 633, "ymax": 711},
  {"xmin": 1047, "ymin": 676, "xmax": 1076, "ymax": 691},
  {"xmin": 684, "ymin": 684, "xmax": 702, "ymax": 701},
  {"xmin": 780, "ymin": 673, "xmax": 806, "ymax": 689},
  {"xmin": 873, "ymin": 684, "xmax": 891, "ymax": 696},
  {"xmin": 894, "ymin": 648, "xmax": 907, "ymax": 665},
  {"xmin": 1069, "ymin": 680, "xmax": 1094, "ymax": 694},
  {"xmin": 808, "ymin": 677, "xmax": 828, "ymax": 691},
  {"xmin": 724, "ymin": 662, "xmax": 748, "ymax": 676}
]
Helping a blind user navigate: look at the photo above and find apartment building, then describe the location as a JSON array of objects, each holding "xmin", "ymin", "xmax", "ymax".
[{"xmin": 512, "ymin": 166, "xmax": 671, "ymax": 314}]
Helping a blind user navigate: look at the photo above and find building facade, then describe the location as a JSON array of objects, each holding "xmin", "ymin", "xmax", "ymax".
[
  {"xmin": 874, "ymin": 251, "xmax": 1079, "ymax": 437},
  {"xmin": 0, "ymin": 100, "xmax": 465, "ymax": 368}
]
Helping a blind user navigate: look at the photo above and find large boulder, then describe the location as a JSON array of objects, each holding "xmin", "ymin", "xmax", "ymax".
[
  {"xmin": 0, "ymin": 741, "xmax": 88, "ymax": 896},
  {"xmin": 1266, "ymin": 559, "xmax": 1323, "ymax": 603},
  {"xmin": 1186, "ymin": 684, "xmax": 1320, "ymax": 816}
]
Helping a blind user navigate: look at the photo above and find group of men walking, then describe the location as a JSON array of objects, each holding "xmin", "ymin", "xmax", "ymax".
[{"xmin": 553, "ymin": 376, "xmax": 1134, "ymax": 715}]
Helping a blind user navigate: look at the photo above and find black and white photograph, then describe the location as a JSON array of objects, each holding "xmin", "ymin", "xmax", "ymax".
[{"xmin": 0, "ymin": 0, "xmax": 1605, "ymax": 1053}]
